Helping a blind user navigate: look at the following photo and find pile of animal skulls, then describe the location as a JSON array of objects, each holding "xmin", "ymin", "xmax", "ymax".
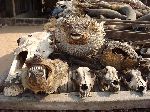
[{"xmin": 3, "ymin": 0, "xmax": 149, "ymax": 97}]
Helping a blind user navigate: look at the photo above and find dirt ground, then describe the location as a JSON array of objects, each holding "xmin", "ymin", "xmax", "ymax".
[{"xmin": 0, "ymin": 26, "xmax": 43, "ymax": 84}]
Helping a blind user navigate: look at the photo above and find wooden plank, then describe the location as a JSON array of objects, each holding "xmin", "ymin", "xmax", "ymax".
[
  {"xmin": 105, "ymin": 30, "xmax": 150, "ymax": 41},
  {"xmin": 97, "ymin": 19, "xmax": 150, "ymax": 24},
  {"xmin": 0, "ymin": 91, "xmax": 150, "ymax": 110},
  {"xmin": 12, "ymin": 0, "xmax": 16, "ymax": 17}
]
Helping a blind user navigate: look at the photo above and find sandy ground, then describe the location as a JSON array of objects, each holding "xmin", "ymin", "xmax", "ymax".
[{"xmin": 0, "ymin": 26, "xmax": 43, "ymax": 84}]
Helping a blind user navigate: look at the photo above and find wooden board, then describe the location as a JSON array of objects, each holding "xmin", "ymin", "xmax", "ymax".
[{"xmin": 0, "ymin": 91, "xmax": 150, "ymax": 110}]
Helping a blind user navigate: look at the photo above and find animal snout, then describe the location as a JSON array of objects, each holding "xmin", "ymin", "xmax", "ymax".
[
  {"xmin": 137, "ymin": 86, "xmax": 145, "ymax": 92},
  {"xmin": 81, "ymin": 84, "xmax": 88, "ymax": 91},
  {"xmin": 112, "ymin": 80, "xmax": 119, "ymax": 85}
]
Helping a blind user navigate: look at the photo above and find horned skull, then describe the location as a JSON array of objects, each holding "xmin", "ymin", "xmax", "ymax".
[
  {"xmin": 72, "ymin": 67, "xmax": 96, "ymax": 97},
  {"xmin": 98, "ymin": 66, "xmax": 120, "ymax": 92},
  {"xmin": 6, "ymin": 32, "xmax": 54, "ymax": 83},
  {"xmin": 124, "ymin": 69, "xmax": 147, "ymax": 94}
]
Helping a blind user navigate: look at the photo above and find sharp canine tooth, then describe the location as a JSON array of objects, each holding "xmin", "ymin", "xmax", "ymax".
[
  {"xmin": 29, "ymin": 73, "xmax": 31, "ymax": 77},
  {"xmin": 43, "ymin": 69, "xmax": 46, "ymax": 77}
]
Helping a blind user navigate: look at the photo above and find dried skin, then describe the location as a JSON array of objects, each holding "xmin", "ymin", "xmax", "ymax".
[
  {"xmin": 99, "ymin": 41, "xmax": 139, "ymax": 70},
  {"xmin": 22, "ymin": 56, "xmax": 69, "ymax": 94},
  {"xmin": 55, "ymin": 15, "xmax": 105, "ymax": 58}
]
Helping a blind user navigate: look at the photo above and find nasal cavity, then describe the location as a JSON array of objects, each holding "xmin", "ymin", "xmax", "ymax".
[
  {"xmin": 81, "ymin": 84, "xmax": 88, "ymax": 91},
  {"xmin": 137, "ymin": 86, "xmax": 145, "ymax": 92},
  {"xmin": 113, "ymin": 80, "xmax": 119, "ymax": 85}
]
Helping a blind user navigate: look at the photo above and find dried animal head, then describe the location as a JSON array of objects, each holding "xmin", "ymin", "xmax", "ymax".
[
  {"xmin": 97, "ymin": 66, "xmax": 120, "ymax": 92},
  {"xmin": 72, "ymin": 67, "xmax": 96, "ymax": 97},
  {"xmin": 55, "ymin": 15, "xmax": 106, "ymax": 57},
  {"xmin": 99, "ymin": 41, "xmax": 139, "ymax": 70},
  {"xmin": 124, "ymin": 69, "xmax": 147, "ymax": 94},
  {"xmin": 22, "ymin": 56, "xmax": 69, "ymax": 94},
  {"xmin": 6, "ymin": 32, "xmax": 54, "ymax": 83}
]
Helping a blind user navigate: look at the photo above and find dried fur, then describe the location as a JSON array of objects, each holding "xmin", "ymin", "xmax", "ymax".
[{"xmin": 22, "ymin": 56, "xmax": 69, "ymax": 94}]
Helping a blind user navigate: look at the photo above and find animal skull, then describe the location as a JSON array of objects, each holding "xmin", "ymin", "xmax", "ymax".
[
  {"xmin": 98, "ymin": 66, "xmax": 120, "ymax": 92},
  {"xmin": 6, "ymin": 32, "xmax": 54, "ymax": 83},
  {"xmin": 72, "ymin": 67, "xmax": 96, "ymax": 97},
  {"xmin": 124, "ymin": 69, "xmax": 147, "ymax": 94}
]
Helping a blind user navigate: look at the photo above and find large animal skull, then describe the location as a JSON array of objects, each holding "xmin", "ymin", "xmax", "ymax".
[
  {"xmin": 6, "ymin": 32, "xmax": 54, "ymax": 83},
  {"xmin": 72, "ymin": 67, "xmax": 96, "ymax": 97},
  {"xmin": 98, "ymin": 66, "xmax": 120, "ymax": 92},
  {"xmin": 124, "ymin": 69, "xmax": 147, "ymax": 94}
]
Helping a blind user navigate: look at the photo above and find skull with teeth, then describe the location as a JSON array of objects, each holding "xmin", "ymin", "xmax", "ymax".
[
  {"xmin": 71, "ymin": 67, "xmax": 96, "ymax": 97},
  {"xmin": 55, "ymin": 15, "xmax": 105, "ymax": 57},
  {"xmin": 97, "ymin": 66, "xmax": 120, "ymax": 92},
  {"xmin": 123, "ymin": 69, "xmax": 147, "ymax": 94},
  {"xmin": 6, "ymin": 32, "xmax": 54, "ymax": 83},
  {"xmin": 22, "ymin": 56, "xmax": 69, "ymax": 94},
  {"xmin": 3, "ymin": 32, "xmax": 54, "ymax": 96}
]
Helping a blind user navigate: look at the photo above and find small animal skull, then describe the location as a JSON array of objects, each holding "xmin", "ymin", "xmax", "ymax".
[
  {"xmin": 6, "ymin": 32, "xmax": 54, "ymax": 83},
  {"xmin": 124, "ymin": 69, "xmax": 147, "ymax": 94},
  {"xmin": 97, "ymin": 66, "xmax": 120, "ymax": 92},
  {"xmin": 72, "ymin": 67, "xmax": 96, "ymax": 97}
]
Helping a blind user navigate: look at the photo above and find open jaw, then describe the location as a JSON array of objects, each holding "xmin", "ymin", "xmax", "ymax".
[
  {"xmin": 28, "ymin": 64, "xmax": 49, "ymax": 80},
  {"xmin": 70, "ymin": 33, "xmax": 81, "ymax": 40}
]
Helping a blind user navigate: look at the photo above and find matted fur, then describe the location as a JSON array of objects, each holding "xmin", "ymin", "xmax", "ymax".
[{"xmin": 22, "ymin": 56, "xmax": 69, "ymax": 94}]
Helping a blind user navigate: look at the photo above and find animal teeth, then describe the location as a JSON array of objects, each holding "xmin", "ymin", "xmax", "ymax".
[
  {"xmin": 29, "ymin": 72, "xmax": 31, "ymax": 77},
  {"xmin": 31, "ymin": 67, "xmax": 34, "ymax": 70},
  {"xmin": 43, "ymin": 69, "xmax": 46, "ymax": 78},
  {"xmin": 40, "ymin": 66, "xmax": 43, "ymax": 70},
  {"xmin": 37, "ymin": 66, "xmax": 41, "ymax": 69}
]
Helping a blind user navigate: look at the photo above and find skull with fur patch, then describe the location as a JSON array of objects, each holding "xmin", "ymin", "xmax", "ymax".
[
  {"xmin": 5, "ymin": 32, "xmax": 54, "ymax": 84},
  {"xmin": 123, "ymin": 69, "xmax": 147, "ymax": 94},
  {"xmin": 97, "ymin": 66, "xmax": 120, "ymax": 92}
]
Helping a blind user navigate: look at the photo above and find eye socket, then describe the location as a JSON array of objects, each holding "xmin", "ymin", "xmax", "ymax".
[
  {"xmin": 137, "ymin": 86, "xmax": 145, "ymax": 92},
  {"xmin": 143, "ymin": 76, "xmax": 147, "ymax": 81},
  {"xmin": 81, "ymin": 84, "xmax": 88, "ymax": 91},
  {"xmin": 43, "ymin": 51, "xmax": 45, "ymax": 53},
  {"xmin": 113, "ymin": 80, "xmax": 119, "ymax": 85},
  {"xmin": 126, "ymin": 75, "xmax": 133, "ymax": 82},
  {"xmin": 104, "ymin": 83, "xmax": 109, "ymax": 88}
]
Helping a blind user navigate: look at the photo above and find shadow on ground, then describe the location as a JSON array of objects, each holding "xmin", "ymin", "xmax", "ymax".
[{"xmin": 0, "ymin": 52, "xmax": 14, "ymax": 90}]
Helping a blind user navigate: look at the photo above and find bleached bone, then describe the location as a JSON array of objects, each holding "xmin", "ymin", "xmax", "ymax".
[
  {"xmin": 97, "ymin": 66, "xmax": 120, "ymax": 92},
  {"xmin": 72, "ymin": 67, "xmax": 96, "ymax": 97},
  {"xmin": 6, "ymin": 32, "xmax": 54, "ymax": 83},
  {"xmin": 124, "ymin": 69, "xmax": 147, "ymax": 94}
]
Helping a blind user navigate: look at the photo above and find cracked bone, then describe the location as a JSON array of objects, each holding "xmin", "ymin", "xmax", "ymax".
[
  {"xmin": 5, "ymin": 32, "xmax": 54, "ymax": 83},
  {"xmin": 72, "ymin": 67, "xmax": 96, "ymax": 97}
]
